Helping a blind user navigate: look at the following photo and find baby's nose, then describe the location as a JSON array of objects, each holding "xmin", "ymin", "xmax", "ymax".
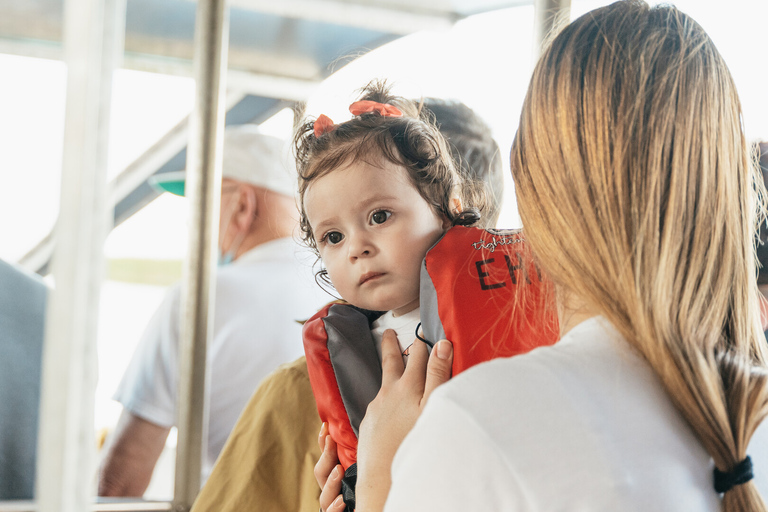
[{"xmin": 347, "ymin": 234, "xmax": 373, "ymax": 260}]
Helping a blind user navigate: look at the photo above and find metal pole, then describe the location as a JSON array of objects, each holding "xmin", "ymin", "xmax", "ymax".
[
  {"xmin": 35, "ymin": 0, "xmax": 124, "ymax": 509},
  {"xmin": 532, "ymin": 0, "xmax": 571, "ymax": 60},
  {"xmin": 173, "ymin": 0, "xmax": 229, "ymax": 509}
]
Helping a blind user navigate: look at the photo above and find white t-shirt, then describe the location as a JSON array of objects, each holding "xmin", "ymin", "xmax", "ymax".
[
  {"xmin": 385, "ymin": 317, "xmax": 768, "ymax": 511},
  {"xmin": 113, "ymin": 238, "xmax": 329, "ymax": 484},
  {"xmin": 371, "ymin": 308, "xmax": 421, "ymax": 362}
]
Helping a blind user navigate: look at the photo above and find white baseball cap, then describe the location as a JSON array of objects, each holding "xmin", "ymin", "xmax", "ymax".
[{"xmin": 148, "ymin": 124, "xmax": 296, "ymax": 198}]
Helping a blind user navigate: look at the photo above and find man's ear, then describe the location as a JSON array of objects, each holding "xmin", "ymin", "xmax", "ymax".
[{"xmin": 232, "ymin": 186, "xmax": 258, "ymax": 232}]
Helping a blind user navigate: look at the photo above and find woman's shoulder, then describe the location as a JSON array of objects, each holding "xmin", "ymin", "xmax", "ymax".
[{"xmin": 435, "ymin": 316, "xmax": 632, "ymax": 407}]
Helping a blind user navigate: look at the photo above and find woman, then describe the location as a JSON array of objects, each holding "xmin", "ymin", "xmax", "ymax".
[{"xmin": 318, "ymin": 2, "xmax": 768, "ymax": 511}]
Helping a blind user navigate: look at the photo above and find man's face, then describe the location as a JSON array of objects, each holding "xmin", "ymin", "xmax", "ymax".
[{"xmin": 304, "ymin": 159, "xmax": 447, "ymax": 315}]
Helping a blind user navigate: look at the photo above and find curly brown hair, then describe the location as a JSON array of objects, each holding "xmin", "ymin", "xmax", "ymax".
[{"xmin": 294, "ymin": 80, "xmax": 487, "ymax": 257}]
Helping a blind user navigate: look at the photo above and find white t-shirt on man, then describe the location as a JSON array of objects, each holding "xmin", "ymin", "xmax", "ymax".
[{"xmin": 113, "ymin": 238, "xmax": 329, "ymax": 484}]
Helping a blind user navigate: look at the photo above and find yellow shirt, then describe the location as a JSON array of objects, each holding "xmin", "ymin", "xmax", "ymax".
[{"xmin": 192, "ymin": 356, "xmax": 321, "ymax": 512}]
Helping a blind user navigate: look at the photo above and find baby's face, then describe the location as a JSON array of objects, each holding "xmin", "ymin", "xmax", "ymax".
[{"xmin": 304, "ymin": 159, "xmax": 447, "ymax": 315}]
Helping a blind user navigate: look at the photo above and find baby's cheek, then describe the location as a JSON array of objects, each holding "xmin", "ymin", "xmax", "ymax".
[
  {"xmin": 325, "ymin": 266, "xmax": 352, "ymax": 300},
  {"xmin": 405, "ymin": 266, "xmax": 423, "ymax": 295}
]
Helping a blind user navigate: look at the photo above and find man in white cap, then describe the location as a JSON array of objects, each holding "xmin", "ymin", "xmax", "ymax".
[{"xmin": 98, "ymin": 125, "xmax": 328, "ymax": 496}]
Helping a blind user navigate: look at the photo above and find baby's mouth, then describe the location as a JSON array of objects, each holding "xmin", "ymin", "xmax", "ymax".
[{"xmin": 359, "ymin": 272, "xmax": 384, "ymax": 285}]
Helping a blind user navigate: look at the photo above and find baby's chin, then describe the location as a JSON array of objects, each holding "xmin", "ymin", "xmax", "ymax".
[
  {"xmin": 348, "ymin": 297, "xmax": 418, "ymax": 315},
  {"xmin": 345, "ymin": 299, "xmax": 389, "ymax": 313}
]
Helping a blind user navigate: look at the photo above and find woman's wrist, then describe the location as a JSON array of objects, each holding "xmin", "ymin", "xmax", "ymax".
[{"xmin": 354, "ymin": 470, "xmax": 391, "ymax": 512}]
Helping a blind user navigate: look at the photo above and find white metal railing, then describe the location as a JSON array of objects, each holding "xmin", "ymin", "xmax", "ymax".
[
  {"xmin": 0, "ymin": 501, "xmax": 172, "ymax": 512},
  {"xmin": 31, "ymin": 0, "xmax": 230, "ymax": 510},
  {"xmin": 35, "ymin": 0, "xmax": 123, "ymax": 511},
  {"xmin": 173, "ymin": 0, "xmax": 229, "ymax": 508}
]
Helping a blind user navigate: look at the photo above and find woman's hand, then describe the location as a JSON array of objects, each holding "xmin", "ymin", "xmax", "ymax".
[
  {"xmin": 315, "ymin": 422, "xmax": 346, "ymax": 512},
  {"xmin": 355, "ymin": 330, "xmax": 454, "ymax": 511}
]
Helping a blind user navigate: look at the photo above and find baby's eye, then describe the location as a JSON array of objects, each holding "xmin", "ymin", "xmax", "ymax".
[
  {"xmin": 371, "ymin": 210, "xmax": 392, "ymax": 225},
  {"xmin": 324, "ymin": 231, "xmax": 344, "ymax": 245}
]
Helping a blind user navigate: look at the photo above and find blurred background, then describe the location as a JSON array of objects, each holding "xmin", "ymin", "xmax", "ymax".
[{"xmin": 1, "ymin": 0, "xmax": 766, "ymax": 498}]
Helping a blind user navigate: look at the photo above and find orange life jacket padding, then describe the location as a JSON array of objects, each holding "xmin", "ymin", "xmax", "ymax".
[
  {"xmin": 303, "ymin": 227, "xmax": 559, "ymax": 470},
  {"xmin": 420, "ymin": 226, "xmax": 559, "ymax": 372}
]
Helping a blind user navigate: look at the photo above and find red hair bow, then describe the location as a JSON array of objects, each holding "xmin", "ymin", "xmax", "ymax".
[
  {"xmin": 349, "ymin": 100, "xmax": 403, "ymax": 118},
  {"xmin": 313, "ymin": 114, "xmax": 336, "ymax": 137}
]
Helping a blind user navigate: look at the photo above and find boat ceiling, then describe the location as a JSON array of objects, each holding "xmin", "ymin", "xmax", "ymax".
[
  {"xmin": 1, "ymin": 0, "xmax": 534, "ymax": 272},
  {"xmin": 1, "ymin": 0, "xmax": 532, "ymax": 98}
]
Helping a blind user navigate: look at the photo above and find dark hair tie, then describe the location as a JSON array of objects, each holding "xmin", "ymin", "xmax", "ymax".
[{"xmin": 714, "ymin": 456, "xmax": 753, "ymax": 493}]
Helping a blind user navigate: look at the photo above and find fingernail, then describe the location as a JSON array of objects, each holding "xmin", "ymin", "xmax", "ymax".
[
  {"xmin": 332, "ymin": 465, "xmax": 341, "ymax": 479},
  {"xmin": 332, "ymin": 495, "xmax": 344, "ymax": 507},
  {"xmin": 436, "ymin": 340, "xmax": 452, "ymax": 360}
]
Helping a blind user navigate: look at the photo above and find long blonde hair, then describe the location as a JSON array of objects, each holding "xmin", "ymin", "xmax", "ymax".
[{"xmin": 512, "ymin": 1, "xmax": 768, "ymax": 509}]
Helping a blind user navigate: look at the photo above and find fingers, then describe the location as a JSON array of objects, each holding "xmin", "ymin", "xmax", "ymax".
[
  {"xmin": 327, "ymin": 495, "xmax": 347, "ymax": 512},
  {"xmin": 422, "ymin": 340, "xmax": 453, "ymax": 407},
  {"xmin": 401, "ymin": 339, "xmax": 429, "ymax": 393},
  {"xmin": 317, "ymin": 421, "xmax": 328, "ymax": 452},
  {"xmin": 318, "ymin": 464, "xmax": 344, "ymax": 512},
  {"xmin": 314, "ymin": 433, "xmax": 339, "ymax": 489},
  {"xmin": 380, "ymin": 329, "xmax": 405, "ymax": 386},
  {"xmin": 322, "ymin": 495, "xmax": 346, "ymax": 512}
]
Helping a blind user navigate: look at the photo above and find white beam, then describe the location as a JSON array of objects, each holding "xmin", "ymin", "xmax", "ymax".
[
  {"xmin": 0, "ymin": 38, "xmax": 63, "ymax": 61},
  {"xmin": 0, "ymin": 38, "xmax": 319, "ymax": 102},
  {"xmin": 173, "ymin": 0, "xmax": 229, "ymax": 506},
  {"xmin": 0, "ymin": 500, "xmax": 173, "ymax": 511},
  {"xmin": 226, "ymin": 69, "xmax": 318, "ymax": 101},
  {"xmin": 35, "ymin": 0, "xmax": 123, "ymax": 511},
  {"xmin": 220, "ymin": 0, "xmax": 456, "ymax": 35},
  {"xmin": 120, "ymin": 53, "xmax": 320, "ymax": 101}
]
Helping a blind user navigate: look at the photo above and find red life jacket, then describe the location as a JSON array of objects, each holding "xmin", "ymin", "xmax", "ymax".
[{"xmin": 303, "ymin": 227, "xmax": 559, "ymax": 471}]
